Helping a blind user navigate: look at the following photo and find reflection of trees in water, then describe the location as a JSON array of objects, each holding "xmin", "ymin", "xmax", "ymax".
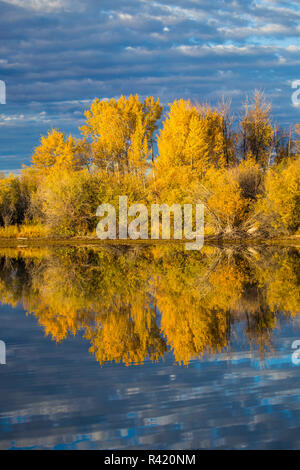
[{"xmin": 0, "ymin": 245, "xmax": 298, "ymax": 365}]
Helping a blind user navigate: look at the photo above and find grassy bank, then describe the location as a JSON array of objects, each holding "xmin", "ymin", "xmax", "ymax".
[{"xmin": 0, "ymin": 232, "xmax": 298, "ymax": 249}]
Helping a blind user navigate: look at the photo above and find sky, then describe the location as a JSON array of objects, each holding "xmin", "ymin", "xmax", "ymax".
[{"xmin": 0, "ymin": 0, "xmax": 300, "ymax": 172}]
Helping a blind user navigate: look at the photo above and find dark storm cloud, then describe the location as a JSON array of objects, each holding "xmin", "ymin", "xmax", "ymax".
[{"xmin": 0, "ymin": 0, "xmax": 299, "ymax": 170}]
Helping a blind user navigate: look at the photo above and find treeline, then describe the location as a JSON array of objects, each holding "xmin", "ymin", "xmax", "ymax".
[{"xmin": 0, "ymin": 91, "xmax": 299, "ymax": 238}]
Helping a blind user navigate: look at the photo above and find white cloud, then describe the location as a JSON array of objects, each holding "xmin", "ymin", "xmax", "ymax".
[
  {"xmin": 118, "ymin": 13, "xmax": 134, "ymax": 22},
  {"xmin": 2, "ymin": 0, "xmax": 82, "ymax": 13},
  {"xmin": 287, "ymin": 45, "xmax": 300, "ymax": 52},
  {"xmin": 176, "ymin": 44, "xmax": 255, "ymax": 57},
  {"xmin": 259, "ymin": 23, "xmax": 289, "ymax": 34},
  {"xmin": 0, "ymin": 111, "xmax": 51, "ymax": 126}
]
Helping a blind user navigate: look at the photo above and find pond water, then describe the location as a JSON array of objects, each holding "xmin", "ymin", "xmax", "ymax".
[{"xmin": 0, "ymin": 244, "xmax": 299, "ymax": 450}]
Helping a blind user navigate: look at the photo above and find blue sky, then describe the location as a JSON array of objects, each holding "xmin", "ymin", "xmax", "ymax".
[{"xmin": 0, "ymin": 0, "xmax": 300, "ymax": 171}]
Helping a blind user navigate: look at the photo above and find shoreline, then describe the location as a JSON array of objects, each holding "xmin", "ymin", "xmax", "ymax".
[{"xmin": 0, "ymin": 235, "xmax": 298, "ymax": 248}]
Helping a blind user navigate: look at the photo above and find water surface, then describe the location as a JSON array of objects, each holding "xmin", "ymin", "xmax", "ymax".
[{"xmin": 0, "ymin": 244, "xmax": 299, "ymax": 449}]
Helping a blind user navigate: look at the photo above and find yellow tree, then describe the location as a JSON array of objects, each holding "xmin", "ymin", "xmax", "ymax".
[
  {"xmin": 80, "ymin": 95, "xmax": 162, "ymax": 175},
  {"xmin": 143, "ymin": 96, "xmax": 163, "ymax": 162},
  {"xmin": 262, "ymin": 155, "xmax": 300, "ymax": 233},
  {"xmin": 0, "ymin": 175, "xmax": 24, "ymax": 226},
  {"xmin": 240, "ymin": 91, "xmax": 274, "ymax": 168},
  {"xmin": 31, "ymin": 129, "xmax": 84, "ymax": 173},
  {"xmin": 128, "ymin": 115, "xmax": 150, "ymax": 176},
  {"xmin": 155, "ymin": 99, "xmax": 235, "ymax": 204},
  {"xmin": 201, "ymin": 167, "xmax": 250, "ymax": 233}
]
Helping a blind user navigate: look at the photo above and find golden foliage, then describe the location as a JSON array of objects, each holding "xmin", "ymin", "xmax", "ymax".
[
  {"xmin": 0, "ymin": 92, "xmax": 299, "ymax": 238},
  {"xmin": 0, "ymin": 246, "xmax": 298, "ymax": 366},
  {"xmin": 80, "ymin": 95, "xmax": 162, "ymax": 174},
  {"xmin": 262, "ymin": 156, "xmax": 300, "ymax": 233}
]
